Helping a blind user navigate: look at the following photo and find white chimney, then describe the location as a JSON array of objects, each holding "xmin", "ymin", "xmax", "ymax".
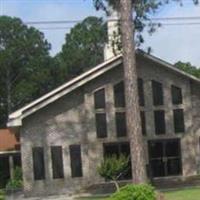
[{"xmin": 104, "ymin": 9, "xmax": 121, "ymax": 61}]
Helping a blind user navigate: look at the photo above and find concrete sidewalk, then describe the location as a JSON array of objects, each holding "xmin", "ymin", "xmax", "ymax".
[{"xmin": 6, "ymin": 192, "xmax": 75, "ymax": 200}]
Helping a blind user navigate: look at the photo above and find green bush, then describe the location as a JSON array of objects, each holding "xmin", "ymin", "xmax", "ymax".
[
  {"xmin": 12, "ymin": 167, "xmax": 22, "ymax": 181},
  {"xmin": 0, "ymin": 189, "xmax": 5, "ymax": 200},
  {"xmin": 97, "ymin": 154, "xmax": 129, "ymax": 191},
  {"xmin": 6, "ymin": 179, "xmax": 22, "ymax": 190},
  {"xmin": 6, "ymin": 167, "xmax": 23, "ymax": 190},
  {"xmin": 108, "ymin": 184, "xmax": 156, "ymax": 200}
]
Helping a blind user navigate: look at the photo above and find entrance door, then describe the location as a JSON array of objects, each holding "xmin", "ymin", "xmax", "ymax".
[{"xmin": 148, "ymin": 139, "xmax": 182, "ymax": 177}]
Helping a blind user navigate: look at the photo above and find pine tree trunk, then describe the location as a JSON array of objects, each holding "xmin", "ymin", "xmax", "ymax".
[{"xmin": 119, "ymin": 0, "xmax": 147, "ymax": 184}]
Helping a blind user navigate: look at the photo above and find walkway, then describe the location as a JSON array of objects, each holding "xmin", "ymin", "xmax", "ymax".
[{"xmin": 6, "ymin": 192, "xmax": 75, "ymax": 200}]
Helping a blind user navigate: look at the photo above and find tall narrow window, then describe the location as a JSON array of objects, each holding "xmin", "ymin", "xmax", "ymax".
[
  {"xmin": 96, "ymin": 113, "xmax": 107, "ymax": 138},
  {"xmin": 173, "ymin": 109, "xmax": 185, "ymax": 133},
  {"xmin": 69, "ymin": 145, "xmax": 83, "ymax": 178},
  {"xmin": 94, "ymin": 88, "xmax": 107, "ymax": 138},
  {"xmin": 152, "ymin": 80, "xmax": 164, "ymax": 106},
  {"xmin": 171, "ymin": 85, "xmax": 182, "ymax": 105},
  {"xmin": 140, "ymin": 111, "xmax": 146, "ymax": 136},
  {"xmin": 51, "ymin": 146, "xmax": 64, "ymax": 179},
  {"xmin": 115, "ymin": 112, "xmax": 127, "ymax": 137},
  {"xmin": 138, "ymin": 78, "xmax": 145, "ymax": 106},
  {"xmin": 32, "ymin": 147, "xmax": 45, "ymax": 180},
  {"xmin": 154, "ymin": 110, "xmax": 166, "ymax": 135},
  {"xmin": 94, "ymin": 88, "xmax": 105, "ymax": 109},
  {"xmin": 114, "ymin": 81, "xmax": 125, "ymax": 108}
]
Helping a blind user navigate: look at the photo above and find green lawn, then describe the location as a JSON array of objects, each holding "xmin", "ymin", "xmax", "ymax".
[
  {"xmin": 165, "ymin": 187, "xmax": 200, "ymax": 200},
  {"xmin": 78, "ymin": 187, "xmax": 200, "ymax": 200},
  {"xmin": 0, "ymin": 190, "xmax": 5, "ymax": 200}
]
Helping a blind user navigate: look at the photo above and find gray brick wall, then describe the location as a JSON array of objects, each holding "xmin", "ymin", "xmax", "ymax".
[{"xmin": 20, "ymin": 55, "xmax": 200, "ymax": 197}]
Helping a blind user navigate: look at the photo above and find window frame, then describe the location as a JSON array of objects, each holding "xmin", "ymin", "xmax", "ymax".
[
  {"xmin": 138, "ymin": 78, "xmax": 145, "ymax": 106},
  {"xmin": 51, "ymin": 146, "xmax": 64, "ymax": 179},
  {"xmin": 94, "ymin": 87, "xmax": 108, "ymax": 139},
  {"xmin": 113, "ymin": 81, "xmax": 126, "ymax": 108},
  {"xmin": 173, "ymin": 109, "xmax": 185, "ymax": 133},
  {"xmin": 140, "ymin": 111, "xmax": 146, "ymax": 136},
  {"xmin": 154, "ymin": 110, "xmax": 166, "ymax": 135},
  {"xmin": 171, "ymin": 85, "xmax": 183, "ymax": 105},
  {"xmin": 152, "ymin": 80, "xmax": 164, "ymax": 106},
  {"xmin": 69, "ymin": 145, "xmax": 83, "ymax": 178},
  {"xmin": 32, "ymin": 147, "xmax": 45, "ymax": 181},
  {"xmin": 95, "ymin": 112, "xmax": 107, "ymax": 138},
  {"xmin": 115, "ymin": 111, "xmax": 127, "ymax": 137},
  {"xmin": 103, "ymin": 142, "xmax": 132, "ymax": 180},
  {"xmin": 94, "ymin": 88, "xmax": 106, "ymax": 109}
]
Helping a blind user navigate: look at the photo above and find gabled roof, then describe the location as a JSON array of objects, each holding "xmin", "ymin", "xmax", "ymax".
[
  {"xmin": 7, "ymin": 55, "xmax": 122, "ymax": 127},
  {"xmin": 7, "ymin": 50, "xmax": 200, "ymax": 127}
]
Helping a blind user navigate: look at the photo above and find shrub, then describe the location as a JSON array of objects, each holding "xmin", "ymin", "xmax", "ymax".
[
  {"xmin": 12, "ymin": 167, "xmax": 22, "ymax": 181},
  {"xmin": 0, "ymin": 189, "xmax": 5, "ymax": 200},
  {"xmin": 6, "ymin": 167, "xmax": 23, "ymax": 190},
  {"xmin": 108, "ymin": 184, "xmax": 156, "ymax": 200},
  {"xmin": 6, "ymin": 179, "xmax": 22, "ymax": 190},
  {"xmin": 97, "ymin": 154, "xmax": 129, "ymax": 191}
]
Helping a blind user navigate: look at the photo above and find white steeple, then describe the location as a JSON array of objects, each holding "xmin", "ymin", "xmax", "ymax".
[{"xmin": 104, "ymin": 8, "xmax": 121, "ymax": 61}]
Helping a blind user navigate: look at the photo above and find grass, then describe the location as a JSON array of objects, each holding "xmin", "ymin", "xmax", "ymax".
[
  {"xmin": 77, "ymin": 187, "xmax": 200, "ymax": 200},
  {"xmin": 0, "ymin": 189, "xmax": 5, "ymax": 200},
  {"xmin": 165, "ymin": 187, "xmax": 200, "ymax": 200}
]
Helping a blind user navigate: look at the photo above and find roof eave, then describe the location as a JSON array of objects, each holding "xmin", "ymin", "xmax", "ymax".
[
  {"xmin": 8, "ymin": 55, "xmax": 123, "ymax": 127},
  {"xmin": 7, "ymin": 118, "xmax": 22, "ymax": 128}
]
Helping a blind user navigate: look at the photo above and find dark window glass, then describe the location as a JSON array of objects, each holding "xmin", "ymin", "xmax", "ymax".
[
  {"xmin": 13, "ymin": 154, "xmax": 21, "ymax": 168},
  {"xmin": 0, "ymin": 156, "xmax": 10, "ymax": 187},
  {"xmin": 148, "ymin": 141, "xmax": 164, "ymax": 159},
  {"xmin": 171, "ymin": 85, "xmax": 183, "ymax": 105},
  {"xmin": 32, "ymin": 147, "xmax": 45, "ymax": 180},
  {"xmin": 140, "ymin": 111, "xmax": 146, "ymax": 135},
  {"xmin": 173, "ymin": 109, "xmax": 185, "ymax": 133},
  {"xmin": 69, "ymin": 145, "xmax": 83, "ymax": 178},
  {"xmin": 150, "ymin": 160, "xmax": 165, "ymax": 177},
  {"xmin": 104, "ymin": 144, "xmax": 119, "ymax": 157},
  {"xmin": 51, "ymin": 146, "xmax": 64, "ymax": 179},
  {"xmin": 95, "ymin": 113, "xmax": 107, "ymax": 138},
  {"xmin": 167, "ymin": 158, "xmax": 182, "ymax": 176},
  {"xmin": 114, "ymin": 81, "xmax": 125, "ymax": 108},
  {"xmin": 154, "ymin": 110, "xmax": 166, "ymax": 135},
  {"xmin": 148, "ymin": 139, "xmax": 182, "ymax": 177},
  {"xmin": 138, "ymin": 78, "xmax": 145, "ymax": 106},
  {"xmin": 94, "ymin": 88, "xmax": 105, "ymax": 109},
  {"xmin": 152, "ymin": 80, "xmax": 164, "ymax": 106},
  {"xmin": 165, "ymin": 140, "xmax": 180, "ymax": 157},
  {"xmin": 115, "ymin": 112, "xmax": 127, "ymax": 137},
  {"xmin": 104, "ymin": 142, "xmax": 132, "ymax": 179}
]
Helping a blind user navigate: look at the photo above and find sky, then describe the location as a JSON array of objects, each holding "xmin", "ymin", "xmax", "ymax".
[{"xmin": 0, "ymin": 0, "xmax": 200, "ymax": 66}]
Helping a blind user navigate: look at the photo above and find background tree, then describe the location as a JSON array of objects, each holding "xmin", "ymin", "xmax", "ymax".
[
  {"xmin": 97, "ymin": 154, "xmax": 129, "ymax": 191},
  {"xmin": 59, "ymin": 16, "xmax": 107, "ymax": 77},
  {"xmin": 0, "ymin": 16, "xmax": 54, "ymax": 127},
  {"xmin": 175, "ymin": 61, "xmax": 200, "ymax": 78},
  {"xmin": 93, "ymin": 0, "xmax": 198, "ymax": 49}
]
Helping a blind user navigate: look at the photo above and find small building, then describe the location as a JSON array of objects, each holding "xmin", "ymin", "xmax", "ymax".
[
  {"xmin": 0, "ymin": 129, "xmax": 21, "ymax": 188},
  {"xmin": 7, "ymin": 13, "xmax": 200, "ymax": 197}
]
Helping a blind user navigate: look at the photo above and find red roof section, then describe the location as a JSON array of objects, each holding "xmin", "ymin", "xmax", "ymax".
[{"xmin": 0, "ymin": 129, "xmax": 20, "ymax": 152}]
